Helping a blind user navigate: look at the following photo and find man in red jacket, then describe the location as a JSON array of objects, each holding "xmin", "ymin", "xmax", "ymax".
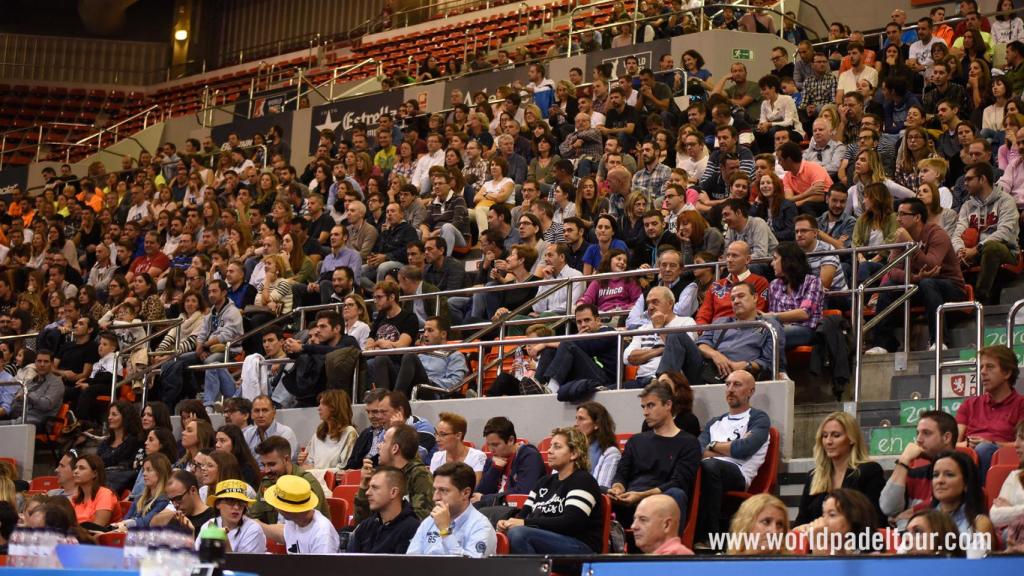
[{"xmin": 695, "ymin": 241, "xmax": 769, "ymax": 325}]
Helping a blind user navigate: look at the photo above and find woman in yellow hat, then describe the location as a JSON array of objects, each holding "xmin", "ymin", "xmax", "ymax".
[{"xmin": 194, "ymin": 479, "xmax": 266, "ymax": 554}]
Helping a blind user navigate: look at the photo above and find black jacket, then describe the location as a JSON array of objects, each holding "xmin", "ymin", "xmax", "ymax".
[
  {"xmin": 345, "ymin": 426, "xmax": 382, "ymax": 469},
  {"xmin": 373, "ymin": 221, "xmax": 420, "ymax": 263},
  {"xmin": 348, "ymin": 502, "xmax": 420, "ymax": 554},
  {"xmin": 283, "ymin": 335, "xmax": 359, "ymax": 406}
]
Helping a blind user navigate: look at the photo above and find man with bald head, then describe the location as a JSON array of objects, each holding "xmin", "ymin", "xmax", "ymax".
[
  {"xmin": 631, "ymin": 494, "xmax": 693, "ymax": 555},
  {"xmin": 605, "ymin": 166, "xmax": 633, "ymax": 220},
  {"xmin": 695, "ymin": 241, "xmax": 769, "ymax": 325},
  {"xmin": 693, "ymin": 369, "xmax": 772, "ymax": 549}
]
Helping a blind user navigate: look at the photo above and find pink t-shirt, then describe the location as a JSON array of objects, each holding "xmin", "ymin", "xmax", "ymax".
[
  {"xmin": 653, "ymin": 536, "xmax": 694, "ymax": 555},
  {"xmin": 72, "ymin": 486, "xmax": 121, "ymax": 525},
  {"xmin": 956, "ymin": 389, "xmax": 1024, "ymax": 442}
]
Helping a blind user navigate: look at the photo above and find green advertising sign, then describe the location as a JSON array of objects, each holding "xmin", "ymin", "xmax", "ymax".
[
  {"xmin": 982, "ymin": 326, "xmax": 1024, "ymax": 347},
  {"xmin": 869, "ymin": 426, "xmax": 918, "ymax": 456},
  {"xmin": 960, "ymin": 343, "xmax": 1024, "ymax": 366},
  {"xmin": 897, "ymin": 398, "xmax": 964, "ymax": 426}
]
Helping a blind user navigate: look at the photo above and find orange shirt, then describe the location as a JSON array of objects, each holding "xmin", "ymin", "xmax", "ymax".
[
  {"xmin": 839, "ymin": 50, "xmax": 877, "ymax": 74},
  {"xmin": 77, "ymin": 190, "xmax": 104, "ymax": 213},
  {"xmin": 72, "ymin": 486, "xmax": 121, "ymax": 525}
]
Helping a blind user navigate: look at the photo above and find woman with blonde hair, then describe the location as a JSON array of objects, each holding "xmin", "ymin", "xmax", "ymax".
[
  {"xmin": 847, "ymin": 149, "xmax": 914, "ymax": 217},
  {"xmin": 116, "ymin": 453, "xmax": 172, "ymax": 529},
  {"xmin": 254, "ymin": 253, "xmax": 293, "ymax": 316},
  {"xmin": 795, "ymin": 411, "xmax": 884, "ymax": 525},
  {"xmin": 299, "ymin": 389, "xmax": 357, "ymax": 473},
  {"xmin": 497, "ymin": 426, "xmax": 604, "ymax": 554},
  {"xmin": 727, "ymin": 493, "xmax": 790, "ymax": 555}
]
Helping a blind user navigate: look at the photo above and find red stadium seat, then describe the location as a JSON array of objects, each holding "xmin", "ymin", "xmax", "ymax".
[
  {"xmin": 332, "ymin": 484, "xmax": 359, "ymax": 520},
  {"xmin": 326, "ymin": 497, "xmax": 350, "ymax": 529},
  {"xmin": 29, "ymin": 476, "xmax": 60, "ymax": 492},
  {"xmin": 986, "ymin": 465, "xmax": 1016, "ymax": 509},
  {"xmin": 494, "ymin": 531, "xmax": 510, "ymax": 555},
  {"xmin": 724, "ymin": 427, "xmax": 781, "ymax": 503},
  {"xmin": 681, "ymin": 466, "xmax": 702, "ymax": 548},
  {"xmin": 97, "ymin": 532, "xmax": 126, "ymax": 548},
  {"xmin": 991, "ymin": 445, "xmax": 1020, "ymax": 467}
]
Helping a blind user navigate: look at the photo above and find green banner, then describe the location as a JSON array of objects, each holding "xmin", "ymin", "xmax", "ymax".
[
  {"xmin": 897, "ymin": 398, "xmax": 965, "ymax": 426},
  {"xmin": 869, "ymin": 426, "xmax": 918, "ymax": 456},
  {"xmin": 982, "ymin": 326, "xmax": 1024, "ymax": 347},
  {"xmin": 960, "ymin": 345, "xmax": 1024, "ymax": 366}
]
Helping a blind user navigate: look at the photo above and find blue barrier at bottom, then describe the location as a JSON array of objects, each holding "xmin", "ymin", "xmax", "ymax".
[{"xmin": 582, "ymin": 556, "xmax": 1024, "ymax": 576}]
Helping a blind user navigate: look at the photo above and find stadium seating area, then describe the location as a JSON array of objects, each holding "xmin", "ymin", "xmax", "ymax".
[{"xmin": 2, "ymin": 0, "xmax": 1024, "ymax": 563}]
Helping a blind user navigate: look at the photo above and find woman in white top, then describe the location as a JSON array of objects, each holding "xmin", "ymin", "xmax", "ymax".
[
  {"xmin": 982, "ymin": 77, "xmax": 1011, "ymax": 148},
  {"xmin": 471, "ymin": 156, "xmax": 515, "ymax": 233},
  {"xmin": 254, "ymin": 254, "xmax": 293, "ymax": 316},
  {"xmin": 845, "ymin": 149, "xmax": 914, "ymax": 218},
  {"xmin": 574, "ymin": 402, "xmax": 621, "ymax": 490},
  {"xmin": 300, "ymin": 389, "xmax": 358, "ymax": 472},
  {"xmin": 756, "ymin": 74, "xmax": 803, "ymax": 146},
  {"xmin": 195, "ymin": 480, "xmax": 266, "ymax": 554},
  {"xmin": 992, "ymin": 0, "xmax": 1024, "ymax": 43},
  {"xmin": 342, "ymin": 294, "xmax": 371, "ymax": 349},
  {"xmin": 676, "ymin": 130, "xmax": 708, "ymax": 185},
  {"xmin": 429, "ymin": 412, "xmax": 487, "ymax": 484}
]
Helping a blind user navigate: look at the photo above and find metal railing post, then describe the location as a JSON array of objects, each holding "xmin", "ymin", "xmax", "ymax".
[
  {"xmin": 615, "ymin": 333, "xmax": 623, "ymax": 389},
  {"xmin": 934, "ymin": 302, "xmax": 984, "ymax": 409},
  {"xmin": 1007, "ymin": 298, "xmax": 1024, "ymax": 347}
]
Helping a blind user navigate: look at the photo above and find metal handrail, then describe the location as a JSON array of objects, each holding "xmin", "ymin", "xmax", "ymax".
[
  {"xmin": 74, "ymin": 104, "xmax": 162, "ymax": 147},
  {"xmin": 282, "ymin": 58, "xmax": 379, "ymax": 111},
  {"xmin": 400, "ymin": 241, "xmax": 919, "ymax": 304},
  {"xmin": 568, "ymin": 2, "xmax": 796, "ymax": 57},
  {"xmin": 0, "ymin": 333, "xmax": 40, "ymax": 343},
  {"xmin": 360, "ymin": 319, "xmax": 781, "ymax": 395},
  {"xmin": 0, "ymin": 380, "xmax": 29, "ymax": 423},
  {"xmin": 109, "ymin": 317, "xmax": 184, "ymax": 407},
  {"xmin": 934, "ymin": 302, "xmax": 984, "ymax": 410},
  {"xmin": 851, "ymin": 242, "xmax": 921, "ymax": 405},
  {"xmin": 223, "ymin": 300, "xmax": 346, "ymax": 355},
  {"xmin": 1007, "ymin": 298, "xmax": 1024, "ymax": 348}
]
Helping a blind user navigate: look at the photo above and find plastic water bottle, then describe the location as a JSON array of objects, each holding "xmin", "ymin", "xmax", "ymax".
[
  {"xmin": 8, "ymin": 528, "xmax": 25, "ymax": 566},
  {"xmin": 513, "ymin": 347, "xmax": 525, "ymax": 379},
  {"xmin": 197, "ymin": 524, "xmax": 227, "ymax": 568}
]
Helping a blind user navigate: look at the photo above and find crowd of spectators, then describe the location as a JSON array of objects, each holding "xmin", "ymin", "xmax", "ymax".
[{"xmin": 4, "ymin": 0, "xmax": 1024, "ymax": 560}]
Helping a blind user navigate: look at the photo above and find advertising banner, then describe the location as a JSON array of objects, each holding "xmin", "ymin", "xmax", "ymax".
[{"xmin": 307, "ymin": 90, "xmax": 405, "ymax": 153}]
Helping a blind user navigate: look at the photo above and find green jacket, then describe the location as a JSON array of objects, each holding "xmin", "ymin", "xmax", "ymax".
[
  {"xmin": 353, "ymin": 458, "xmax": 433, "ymax": 524},
  {"xmin": 247, "ymin": 469, "xmax": 330, "ymax": 524}
]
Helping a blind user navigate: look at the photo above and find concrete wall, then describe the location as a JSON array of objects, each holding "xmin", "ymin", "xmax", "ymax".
[
  {"xmin": 0, "ymin": 424, "xmax": 37, "ymax": 481},
  {"xmin": 225, "ymin": 380, "xmax": 796, "ymax": 460},
  {"xmin": 807, "ymin": 1, "xmax": 960, "ymax": 35}
]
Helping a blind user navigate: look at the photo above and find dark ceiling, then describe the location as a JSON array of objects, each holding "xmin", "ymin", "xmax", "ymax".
[{"xmin": 0, "ymin": 0, "xmax": 175, "ymax": 41}]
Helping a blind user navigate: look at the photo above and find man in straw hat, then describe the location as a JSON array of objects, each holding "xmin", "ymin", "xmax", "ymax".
[{"xmin": 260, "ymin": 474, "xmax": 339, "ymax": 554}]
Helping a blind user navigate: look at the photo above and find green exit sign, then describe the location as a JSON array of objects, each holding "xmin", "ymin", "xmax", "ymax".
[
  {"xmin": 732, "ymin": 48, "xmax": 753, "ymax": 61},
  {"xmin": 870, "ymin": 426, "xmax": 918, "ymax": 456}
]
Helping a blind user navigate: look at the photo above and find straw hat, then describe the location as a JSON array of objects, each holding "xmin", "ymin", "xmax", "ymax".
[
  {"xmin": 262, "ymin": 475, "xmax": 319, "ymax": 514},
  {"xmin": 210, "ymin": 479, "xmax": 255, "ymax": 506}
]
